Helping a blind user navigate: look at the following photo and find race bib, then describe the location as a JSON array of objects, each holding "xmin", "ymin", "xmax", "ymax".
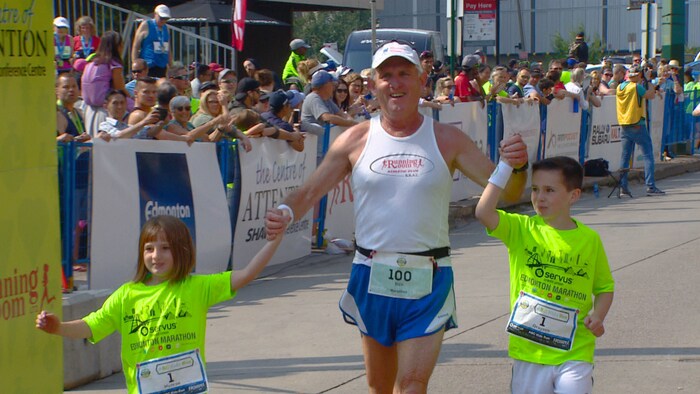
[
  {"xmin": 153, "ymin": 41, "xmax": 169, "ymax": 54},
  {"xmin": 368, "ymin": 252, "xmax": 433, "ymax": 299},
  {"xmin": 507, "ymin": 291, "xmax": 579, "ymax": 351},
  {"xmin": 55, "ymin": 45, "xmax": 71, "ymax": 60},
  {"xmin": 136, "ymin": 349, "xmax": 208, "ymax": 394}
]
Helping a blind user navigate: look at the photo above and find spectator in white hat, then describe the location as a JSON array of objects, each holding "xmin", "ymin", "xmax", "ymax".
[
  {"xmin": 53, "ymin": 17, "xmax": 73, "ymax": 74},
  {"xmin": 131, "ymin": 4, "xmax": 172, "ymax": 78}
]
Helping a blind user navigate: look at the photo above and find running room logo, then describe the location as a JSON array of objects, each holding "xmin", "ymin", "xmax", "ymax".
[
  {"xmin": 370, "ymin": 154, "xmax": 434, "ymax": 177},
  {"xmin": 1, "ymin": 264, "xmax": 55, "ymax": 321},
  {"xmin": 136, "ymin": 152, "xmax": 197, "ymax": 243}
]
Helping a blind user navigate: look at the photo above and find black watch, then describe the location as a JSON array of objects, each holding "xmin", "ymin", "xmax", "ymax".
[{"xmin": 512, "ymin": 162, "xmax": 529, "ymax": 174}]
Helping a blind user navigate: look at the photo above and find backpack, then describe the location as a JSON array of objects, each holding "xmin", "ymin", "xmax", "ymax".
[{"xmin": 584, "ymin": 158, "xmax": 609, "ymax": 177}]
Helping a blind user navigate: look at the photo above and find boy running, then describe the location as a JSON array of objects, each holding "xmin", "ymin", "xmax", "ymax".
[{"xmin": 475, "ymin": 155, "xmax": 614, "ymax": 393}]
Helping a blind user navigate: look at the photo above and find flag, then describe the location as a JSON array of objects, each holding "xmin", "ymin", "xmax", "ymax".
[{"xmin": 231, "ymin": 0, "xmax": 246, "ymax": 51}]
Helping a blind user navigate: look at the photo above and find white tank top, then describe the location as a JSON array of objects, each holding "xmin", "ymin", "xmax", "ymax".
[{"xmin": 351, "ymin": 115, "xmax": 452, "ymax": 252}]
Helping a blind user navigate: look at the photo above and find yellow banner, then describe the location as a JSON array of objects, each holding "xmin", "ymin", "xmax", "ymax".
[{"xmin": 0, "ymin": 0, "xmax": 63, "ymax": 392}]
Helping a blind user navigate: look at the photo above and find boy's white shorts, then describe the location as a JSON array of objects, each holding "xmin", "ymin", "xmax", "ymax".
[{"xmin": 511, "ymin": 360, "xmax": 593, "ymax": 394}]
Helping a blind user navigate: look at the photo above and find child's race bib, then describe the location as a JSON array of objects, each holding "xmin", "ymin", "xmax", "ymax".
[
  {"xmin": 136, "ymin": 348, "xmax": 208, "ymax": 393},
  {"xmin": 506, "ymin": 291, "xmax": 579, "ymax": 351}
]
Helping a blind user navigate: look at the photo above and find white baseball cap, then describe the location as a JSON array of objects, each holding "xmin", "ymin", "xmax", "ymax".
[
  {"xmin": 371, "ymin": 41, "xmax": 421, "ymax": 70},
  {"xmin": 155, "ymin": 4, "xmax": 171, "ymax": 19},
  {"xmin": 53, "ymin": 17, "xmax": 70, "ymax": 28}
]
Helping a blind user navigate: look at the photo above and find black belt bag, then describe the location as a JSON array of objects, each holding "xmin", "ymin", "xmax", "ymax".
[{"xmin": 355, "ymin": 245, "xmax": 451, "ymax": 260}]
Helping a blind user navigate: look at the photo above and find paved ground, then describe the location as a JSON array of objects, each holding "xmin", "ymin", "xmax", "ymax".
[{"xmin": 68, "ymin": 157, "xmax": 700, "ymax": 393}]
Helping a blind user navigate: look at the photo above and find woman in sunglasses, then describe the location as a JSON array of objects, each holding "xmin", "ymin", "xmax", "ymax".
[
  {"xmin": 166, "ymin": 94, "xmax": 228, "ymax": 142},
  {"xmin": 333, "ymin": 78, "xmax": 364, "ymax": 118},
  {"xmin": 433, "ymin": 76, "xmax": 461, "ymax": 104}
]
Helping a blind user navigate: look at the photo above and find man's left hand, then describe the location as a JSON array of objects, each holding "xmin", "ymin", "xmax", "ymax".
[{"xmin": 499, "ymin": 134, "xmax": 528, "ymax": 169}]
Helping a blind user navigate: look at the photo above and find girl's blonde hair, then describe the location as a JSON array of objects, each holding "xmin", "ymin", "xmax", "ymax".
[
  {"xmin": 435, "ymin": 76, "xmax": 454, "ymax": 97},
  {"xmin": 195, "ymin": 90, "xmax": 221, "ymax": 117},
  {"xmin": 134, "ymin": 216, "xmax": 195, "ymax": 284},
  {"xmin": 297, "ymin": 59, "xmax": 320, "ymax": 84}
]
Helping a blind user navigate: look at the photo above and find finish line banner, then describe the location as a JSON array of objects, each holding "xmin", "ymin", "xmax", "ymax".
[
  {"xmin": 233, "ymin": 136, "xmax": 317, "ymax": 269},
  {"xmin": 91, "ymin": 140, "xmax": 231, "ymax": 289}
]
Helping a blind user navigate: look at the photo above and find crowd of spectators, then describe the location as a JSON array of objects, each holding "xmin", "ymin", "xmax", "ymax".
[{"xmin": 54, "ymin": 8, "xmax": 700, "ymax": 154}]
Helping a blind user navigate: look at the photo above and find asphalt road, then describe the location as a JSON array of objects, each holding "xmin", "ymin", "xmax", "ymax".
[{"xmin": 69, "ymin": 170, "xmax": 700, "ymax": 393}]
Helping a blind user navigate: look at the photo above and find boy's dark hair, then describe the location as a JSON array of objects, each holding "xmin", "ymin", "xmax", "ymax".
[
  {"xmin": 538, "ymin": 77, "xmax": 554, "ymax": 91},
  {"xmin": 104, "ymin": 89, "xmax": 127, "ymax": 102},
  {"xmin": 532, "ymin": 156, "xmax": 583, "ymax": 191},
  {"xmin": 157, "ymin": 81, "xmax": 178, "ymax": 107}
]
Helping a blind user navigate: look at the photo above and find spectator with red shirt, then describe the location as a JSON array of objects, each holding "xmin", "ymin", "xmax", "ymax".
[
  {"xmin": 454, "ymin": 54, "xmax": 483, "ymax": 102},
  {"xmin": 72, "ymin": 16, "xmax": 100, "ymax": 61}
]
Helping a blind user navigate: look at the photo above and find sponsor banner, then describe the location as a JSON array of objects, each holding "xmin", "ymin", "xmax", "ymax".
[
  {"xmin": 636, "ymin": 96, "xmax": 665, "ymax": 165},
  {"xmin": 501, "ymin": 102, "xmax": 541, "ymax": 163},
  {"xmin": 588, "ymin": 96, "xmax": 624, "ymax": 170},
  {"xmin": 439, "ymin": 102, "xmax": 490, "ymax": 200},
  {"xmin": 91, "ymin": 140, "xmax": 231, "ymax": 289},
  {"xmin": 0, "ymin": 1, "xmax": 63, "ymax": 391},
  {"xmin": 323, "ymin": 127, "xmax": 356, "ymax": 242},
  {"xmin": 544, "ymin": 98, "xmax": 582, "ymax": 160},
  {"xmin": 233, "ymin": 136, "xmax": 317, "ymax": 269},
  {"xmin": 136, "ymin": 152, "xmax": 197, "ymax": 243}
]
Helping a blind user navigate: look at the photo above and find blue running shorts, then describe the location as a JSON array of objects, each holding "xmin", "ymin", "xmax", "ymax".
[{"xmin": 338, "ymin": 254, "xmax": 458, "ymax": 346}]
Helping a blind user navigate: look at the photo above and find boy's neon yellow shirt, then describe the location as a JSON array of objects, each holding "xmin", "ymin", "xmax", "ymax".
[
  {"xmin": 83, "ymin": 272, "xmax": 235, "ymax": 393},
  {"xmin": 488, "ymin": 210, "xmax": 615, "ymax": 365}
]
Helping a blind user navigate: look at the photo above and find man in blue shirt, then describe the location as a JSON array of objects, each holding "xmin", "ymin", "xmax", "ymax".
[{"xmin": 131, "ymin": 4, "xmax": 172, "ymax": 78}]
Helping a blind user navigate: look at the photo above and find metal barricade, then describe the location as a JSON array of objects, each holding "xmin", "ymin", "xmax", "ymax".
[
  {"xmin": 53, "ymin": 0, "xmax": 236, "ymax": 70},
  {"xmin": 58, "ymin": 141, "xmax": 92, "ymax": 291}
]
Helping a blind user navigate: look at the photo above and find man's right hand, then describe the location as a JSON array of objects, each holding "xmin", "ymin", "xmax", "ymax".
[
  {"xmin": 265, "ymin": 207, "xmax": 291, "ymax": 240},
  {"xmin": 142, "ymin": 111, "xmax": 161, "ymax": 126}
]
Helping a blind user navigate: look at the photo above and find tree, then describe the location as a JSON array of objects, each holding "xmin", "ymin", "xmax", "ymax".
[
  {"xmin": 551, "ymin": 23, "xmax": 605, "ymax": 64},
  {"xmin": 293, "ymin": 10, "xmax": 371, "ymax": 58}
]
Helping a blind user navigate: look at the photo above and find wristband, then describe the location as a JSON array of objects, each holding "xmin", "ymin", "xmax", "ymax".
[
  {"xmin": 488, "ymin": 161, "xmax": 513, "ymax": 189},
  {"xmin": 277, "ymin": 204, "xmax": 294, "ymax": 223}
]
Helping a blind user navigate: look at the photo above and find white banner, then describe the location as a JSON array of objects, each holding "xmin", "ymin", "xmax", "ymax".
[
  {"xmin": 544, "ymin": 97, "xmax": 581, "ymax": 160},
  {"xmin": 438, "ymin": 102, "xmax": 490, "ymax": 200},
  {"xmin": 233, "ymin": 136, "xmax": 317, "ymax": 269},
  {"xmin": 323, "ymin": 127, "xmax": 356, "ymax": 242},
  {"xmin": 588, "ymin": 96, "xmax": 622, "ymax": 169},
  {"xmin": 91, "ymin": 140, "xmax": 231, "ymax": 289},
  {"xmin": 501, "ymin": 101, "xmax": 541, "ymax": 163}
]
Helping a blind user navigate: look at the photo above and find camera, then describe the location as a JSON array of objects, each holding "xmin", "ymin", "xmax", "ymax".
[{"xmin": 154, "ymin": 107, "xmax": 168, "ymax": 121}]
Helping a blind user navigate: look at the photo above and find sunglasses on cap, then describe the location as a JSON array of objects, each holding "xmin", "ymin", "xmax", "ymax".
[{"xmin": 375, "ymin": 39, "xmax": 416, "ymax": 52}]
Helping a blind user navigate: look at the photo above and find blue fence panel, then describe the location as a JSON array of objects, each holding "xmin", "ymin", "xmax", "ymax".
[
  {"xmin": 315, "ymin": 123, "xmax": 333, "ymax": 249},
  {"xmin": 58, "ymin": 92, "xmax": 699, "ymax": 289},
  {"xmin": 58, "ymin": 141, "xmax": 92, "ymax": 289}
]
